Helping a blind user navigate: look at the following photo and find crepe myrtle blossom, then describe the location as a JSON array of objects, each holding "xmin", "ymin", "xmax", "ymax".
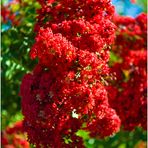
[
  {"xmin": 107, "ymin": 13, "xmax": 147, "ymax": 131},
  {"xmin": 20, "ymin": 0, "xmax": 123, "ymax": 147},
  {"xmin": 2, "ymin": 121, "xmax": 29, "ymax": 148}
]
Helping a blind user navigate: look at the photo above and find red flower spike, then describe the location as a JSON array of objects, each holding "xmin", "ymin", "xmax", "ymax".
[
  {"xmin": 20, "ymin": 0, "xmax": 121, "ymax": 147},
  {"xmin": 108, "ymin": 13, "xmax": 147, "ymax": 131}
]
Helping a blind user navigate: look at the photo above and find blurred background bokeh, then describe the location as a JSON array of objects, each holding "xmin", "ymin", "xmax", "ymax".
[{"xmin": 1, "ymin": 0, "xmax": 147, "ymax": 147}]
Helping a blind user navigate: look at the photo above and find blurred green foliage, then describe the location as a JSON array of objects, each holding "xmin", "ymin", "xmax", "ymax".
[
  {"xmin": 1, "ymin": 0, "xmax": 147, "ymax": 147},
  {"xmin": 137, "ymin": 0, "xmax": 147, "ymax": 12},
  {"xmin": 77, "ymin": 128, "xmax": 147, "ymax": 148},
  {"xmin": 2, "ymin": 0, "xmax": 39, "ymax": 128}
]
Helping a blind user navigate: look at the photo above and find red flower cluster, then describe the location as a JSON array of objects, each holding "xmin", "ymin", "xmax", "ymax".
[
  {"xmin": 107, "ymin": 13, "xmax": 147, "ymax": 130},
  {"xmin": 2, "ymin": 121, "xmax": 29, "ymax": 148},
  {"xmin": 1, "ymin": 0, "xmax": 21, "ymax": 26},
  {"xmin": 20, "ymin": 0, "xmax": 121, "ymax": 147},
  {"xmin": 130, "ymin": 0, "xmax": 136, "ymax": 3}
]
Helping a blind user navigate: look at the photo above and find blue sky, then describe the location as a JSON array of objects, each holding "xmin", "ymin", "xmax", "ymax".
[{"xmin": 112, "ymin": 0, "xmax": 143, "ymax": 17}]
